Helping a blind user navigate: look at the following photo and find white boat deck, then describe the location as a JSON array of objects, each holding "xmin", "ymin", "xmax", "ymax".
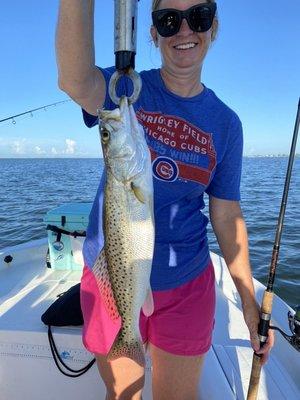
[{"xmin": 0, "ymin": 240, "xmax": 299, "ymax": 399}]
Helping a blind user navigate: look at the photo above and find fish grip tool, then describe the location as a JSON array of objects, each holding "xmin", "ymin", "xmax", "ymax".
[
  {"xmin": 109, "ymin": 0, "xmax": 142, "ymax": 105},
  {"xmin": 247, "ymin": 98, "xmax": 300, "ymax": 400}
]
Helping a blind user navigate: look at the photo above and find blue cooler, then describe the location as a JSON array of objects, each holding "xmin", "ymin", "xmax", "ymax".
[{"xmin": 44, "ymin": 203, "xmax": 92, "ymax": 271}]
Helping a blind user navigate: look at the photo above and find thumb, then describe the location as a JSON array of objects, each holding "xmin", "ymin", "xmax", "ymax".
[{"xmin": 250, "ymin": 330, "xmax": 260, "ymax": 353}]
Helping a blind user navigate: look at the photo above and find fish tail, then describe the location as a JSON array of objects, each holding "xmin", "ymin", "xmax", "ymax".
[{"xmin": 108, "ymin": 338, "xmax": 145, "ymax": 367}]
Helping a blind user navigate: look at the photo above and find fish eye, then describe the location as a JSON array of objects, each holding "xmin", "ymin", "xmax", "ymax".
[{"xmin": 101, "ymin": 128, "xmax": 110, "ymax": 144}]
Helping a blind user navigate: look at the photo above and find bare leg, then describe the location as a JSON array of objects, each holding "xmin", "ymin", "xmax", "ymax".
[
  {"xmin": 95, "ymin": 354, "xmax": 145, "ymax": 400},
  {"xmin": 149, "ymin": 343, "xmax": 206, "ymax": 400}
]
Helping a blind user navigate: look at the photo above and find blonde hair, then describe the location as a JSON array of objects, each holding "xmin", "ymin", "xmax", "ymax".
[{"xmin": 151, "ymin": 0, "xmax": 218, "ymax": 41}]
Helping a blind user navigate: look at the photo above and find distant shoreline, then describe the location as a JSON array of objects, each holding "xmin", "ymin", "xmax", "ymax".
[{"xmin": 0, "ymin": 155, "xmax": 299, "ymax": 160}]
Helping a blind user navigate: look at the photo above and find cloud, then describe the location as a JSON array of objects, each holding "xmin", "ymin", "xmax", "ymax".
[
  {"xmin": 64, "ymin": 139, "xmax": 76, "ymax": 154},
  {"xmin": 0, "ymin": 137, "xmax": 83, "ymax": 157},
  {"xmin": 11, "ymin": 139, "xmax": 26, "ymax": 155},
  {"xmin": 35, "ymin": 146, "xmax": 46, "ymax": 155}
]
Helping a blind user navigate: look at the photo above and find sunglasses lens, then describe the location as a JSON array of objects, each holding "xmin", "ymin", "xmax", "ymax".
[
  {"xmin": 189, "ymin": 5, "xmax": 214, "ymax": 32},
  {"xmin": 152, "ymin": 4, "xmax": 216, "ymax": 37},
  {"xmin": 153, "ymin": 11, "xmax": 181, "ymax": 37}
]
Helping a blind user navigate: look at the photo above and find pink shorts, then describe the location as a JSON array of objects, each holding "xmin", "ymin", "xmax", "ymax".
[
  {"xmin": 139, "ymin": 261, "xmax": 216, "ymax": 356},
  {"xmin": 80, "ymin": 260, "xmax": 215, "ymax": 357}
]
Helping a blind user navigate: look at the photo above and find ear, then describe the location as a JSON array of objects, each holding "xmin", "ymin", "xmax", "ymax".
[
  {"xmin": 211, "ymin": 18, "xmax": 218, "ymax": 42},
  {"xmin": 150, "ymin": 25, "xmax": 159, "ymax": 47}
]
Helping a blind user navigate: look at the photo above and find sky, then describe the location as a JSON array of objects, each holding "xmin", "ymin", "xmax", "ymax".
[{"xmin": 0, "ymin": 0, "xmax": 299, "ymax": 158}]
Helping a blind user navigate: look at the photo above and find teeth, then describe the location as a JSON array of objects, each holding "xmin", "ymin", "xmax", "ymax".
[{"xmin": 174, "ymin": 43, "xmax": 196, "ymax": 50}]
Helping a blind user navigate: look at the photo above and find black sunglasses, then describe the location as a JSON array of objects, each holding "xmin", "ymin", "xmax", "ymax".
[{"xmin": 152, "ymin": 2, "xmax": 217, "ymax": 38}]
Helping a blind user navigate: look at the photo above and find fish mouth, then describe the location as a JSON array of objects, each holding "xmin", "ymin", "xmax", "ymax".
[{"xmin": 119, "ymin": 95, "xmax": 129, "ymax": 110}]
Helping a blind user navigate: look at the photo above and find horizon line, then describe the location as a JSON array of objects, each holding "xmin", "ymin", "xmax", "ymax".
[{"xmin": 0, "ymin": 154, "xmax": 299, "ymax": 160}]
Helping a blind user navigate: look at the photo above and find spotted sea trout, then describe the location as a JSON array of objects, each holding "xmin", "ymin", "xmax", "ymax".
[{"xmin": 92, "ymin": 96, "xmax": 154, "ymax": 366}]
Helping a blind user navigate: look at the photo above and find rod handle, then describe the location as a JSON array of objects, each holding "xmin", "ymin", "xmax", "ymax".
[
  {"xmin": 261, "ymin": 290, "xmax": 273, "ymax": 314},
  {"xmin": 247, "ymin": 290, "xmax": 273, "ymax": 400},
  {"xmin": 247, "ymin": 353, "xmax": 262, "ymax": 399}
]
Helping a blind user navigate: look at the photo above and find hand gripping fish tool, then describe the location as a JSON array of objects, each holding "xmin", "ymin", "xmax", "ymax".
[{"xmin": 109, "ymin": 0, "xmax": 142, "ymax": 105}]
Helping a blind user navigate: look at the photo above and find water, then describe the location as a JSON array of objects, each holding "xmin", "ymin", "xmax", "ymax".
[{"xmin": 0, "ymin": 157, "xmax": 299, "ymax": 309}]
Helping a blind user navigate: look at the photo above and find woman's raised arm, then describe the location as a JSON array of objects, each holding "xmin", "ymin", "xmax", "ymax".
[{"xmin": 56, "ymin": 0, "xmax": 106, "ymax": 115}]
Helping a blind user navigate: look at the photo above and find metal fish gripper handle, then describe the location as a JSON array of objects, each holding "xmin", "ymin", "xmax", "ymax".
[{"xmin": 109, "ymin": 0, "xmax": 141, "ymax": 105}]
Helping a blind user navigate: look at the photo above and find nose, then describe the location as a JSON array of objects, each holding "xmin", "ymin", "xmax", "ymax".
[{"xmin": 178, "ymin": 17, "xmax": 193, "ymax": 35}]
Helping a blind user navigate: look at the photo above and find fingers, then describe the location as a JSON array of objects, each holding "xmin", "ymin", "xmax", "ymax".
[
  {"xmin": 249, "ymin": 330, "xmax": 260, "ymax": 353},
  {"xmin": 252, "ymin": 329, "xmax": 275, "ymax": 365},
  {"xmin": 242, "ymin": 304, "xmax": 275, "ymax": 366}
]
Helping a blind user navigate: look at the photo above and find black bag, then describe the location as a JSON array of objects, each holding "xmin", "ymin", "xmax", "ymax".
[
  {"xmin": 41, "ymin": 283, "xmax": 95, "ymax": 377},
  {"xmin": 41, "ymin": 283, "xmax": 83, "ymax": 326}
]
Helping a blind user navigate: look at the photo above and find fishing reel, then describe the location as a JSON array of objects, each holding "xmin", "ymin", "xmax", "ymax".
[{"xmin": 270, "ymin": 306, "xmax": 300, "ymax": 352}]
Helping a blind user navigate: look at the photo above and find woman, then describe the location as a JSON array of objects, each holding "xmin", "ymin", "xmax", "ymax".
[{"xmin": 56, "ymin": 1, "xmax": 274, "ymax": 399}]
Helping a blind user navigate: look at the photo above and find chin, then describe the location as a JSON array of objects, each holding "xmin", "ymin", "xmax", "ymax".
[
  {"xmin": 172, "ymin": 49, "xmax": 204, "ymax": 64},
  {"xmin": 174, "ymin": 57, "xmax": 203, "ymax": 69}
]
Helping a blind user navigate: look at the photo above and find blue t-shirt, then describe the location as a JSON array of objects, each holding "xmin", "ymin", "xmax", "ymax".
[{"xmin": 82, "ymin": 67, "xmax": 243, "ymax": 291}]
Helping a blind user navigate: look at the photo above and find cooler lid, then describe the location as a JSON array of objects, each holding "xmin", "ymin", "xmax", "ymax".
[{"xmin": 43, "ymin": 203, "xmax": 92, "ymax": 224}]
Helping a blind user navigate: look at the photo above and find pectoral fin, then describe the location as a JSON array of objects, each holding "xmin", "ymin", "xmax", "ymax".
[
  {"xmin": 142, "ymin": 288, "xmax": 154, "ymax": 317},
  {"xmin": 131, "ymin": 182, "xmax": 146, "ymax": 203}
]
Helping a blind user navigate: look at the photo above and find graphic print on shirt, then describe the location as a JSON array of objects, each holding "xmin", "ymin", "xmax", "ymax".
[{"xmin": 136, "ymin": 109, "xmax": 217, "ymax": 186}]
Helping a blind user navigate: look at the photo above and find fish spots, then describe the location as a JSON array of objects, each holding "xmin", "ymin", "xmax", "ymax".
[
  {"xmin": 92, "ymin": 250, "xmax": 120, "ymax": 321},
  {"xmin": 109, "ymin": 338, "xmax": 145, "ymax": 365},
  {"xmin": 100, "ymin": 103, "xmax": 153, "ymax": 365}
]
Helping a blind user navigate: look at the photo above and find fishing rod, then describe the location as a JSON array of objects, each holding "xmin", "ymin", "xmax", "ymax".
[
  {"xmin": 247, "ymin": 98, "xmax": 300, "ymax": 400},
  {"xmin": 0, "ymin": 100, "xmax": 71, "ymax": 124}
]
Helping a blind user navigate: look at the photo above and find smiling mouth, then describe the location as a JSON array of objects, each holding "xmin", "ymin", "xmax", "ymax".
[{"xmin": 174, "ymin": 42, "xmax": 198, "ymax": 50}]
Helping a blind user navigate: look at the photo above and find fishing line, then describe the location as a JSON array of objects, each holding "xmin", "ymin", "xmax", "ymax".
[{"xmin": 0, "ymin": 100, "xmax": 71, "ymax": 125}]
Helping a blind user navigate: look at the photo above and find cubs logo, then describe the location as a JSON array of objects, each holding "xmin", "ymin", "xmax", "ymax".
[{"xmin": 152, "ymin": 156, "xmax": 178, "ymax": 182}]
